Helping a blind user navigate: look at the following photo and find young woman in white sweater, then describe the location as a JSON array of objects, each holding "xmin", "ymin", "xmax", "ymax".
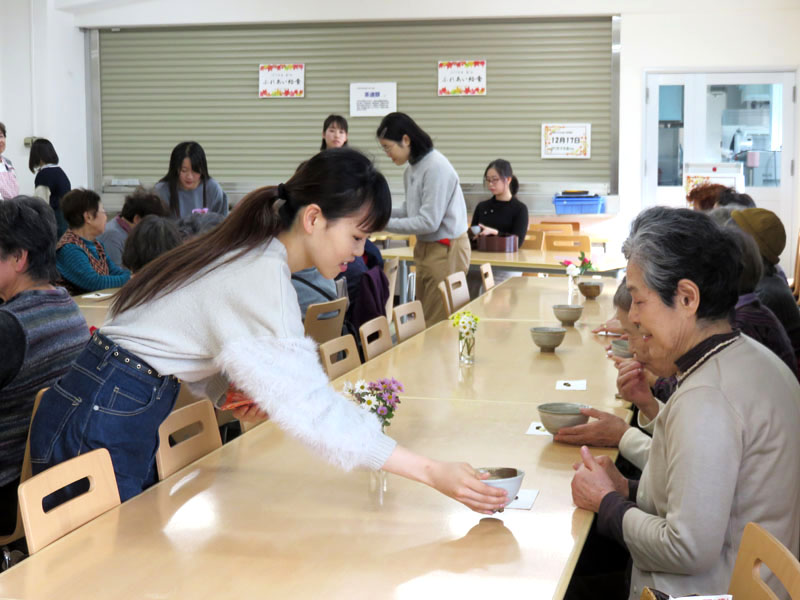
[
  {"xmin": 377, "ymin": 113, "xmax": 470, "ymax": 323},
  {"xmin": 29, "ymin": 148, "xmax": 507, "ymax": 513}
]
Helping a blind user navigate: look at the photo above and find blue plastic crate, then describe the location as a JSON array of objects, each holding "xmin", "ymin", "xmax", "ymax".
[{"xmin": 552, "ymin": 195, "xmax": 605, "ymax": 215}]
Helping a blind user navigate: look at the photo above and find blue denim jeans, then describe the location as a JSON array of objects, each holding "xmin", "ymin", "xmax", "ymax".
[{"xmin": 30, "ymin": 333, "xmax": 180, "ymax": 502}]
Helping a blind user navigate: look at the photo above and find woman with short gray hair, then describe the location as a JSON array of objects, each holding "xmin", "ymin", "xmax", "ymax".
[
  {"xmin": 571, "ymin": 206, "xmax": 800, "ymax": 599},
  {"xmin": 0, "ymin": 195, "xmax": 89, "ymax": 535}
]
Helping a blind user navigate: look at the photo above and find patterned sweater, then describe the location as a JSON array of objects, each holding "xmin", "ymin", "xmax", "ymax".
[{"xmin": 0, "ymin": 289, "xmax": 89, "ymax": 486}]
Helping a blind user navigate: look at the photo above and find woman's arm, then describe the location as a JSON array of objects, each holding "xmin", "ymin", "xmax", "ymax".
[
  {"xmin": 208, "ymin": 180, "xmax": 229, "ymax": 216},
  {"xmin": 57, "ymin": 244, "xmax": 131, "ymax": 292},
  {"xmin": 511, "ymin": 203, "xmax": 529, "ymax": 244},
  {"xmin": 387, "ymin": 169, "xmax": 454, "ymax": 235}
]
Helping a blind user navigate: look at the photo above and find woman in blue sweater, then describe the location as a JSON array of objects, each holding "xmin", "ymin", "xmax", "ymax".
[{"xmin": 56, "ymin": 189, "xmax": 130, "ymax": 294}]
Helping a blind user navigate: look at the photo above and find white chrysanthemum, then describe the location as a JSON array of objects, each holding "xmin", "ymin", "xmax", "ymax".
[
  {"xmin": 362, "ymin": 394, "xmax": 378, "ymax": 410},
  {"xmin": 566, "ymin": 264, "xmax": 581, "ymax": 278},
  {"xmin": 342, "ymin": 381, "xmax": 354, "ymax": 394},
  {"xmin": 354, "ymin": 380, "xmax": 368, "ymax": 393},
  {"xmin": 459, "ymin": 322, "xmax": 470, "ymax": 334}
]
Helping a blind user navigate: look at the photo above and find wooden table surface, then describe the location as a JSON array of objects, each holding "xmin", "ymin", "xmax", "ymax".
[
  {"xmin": 380, "ymin": 246, "xmax": 626, "ymax": 275},
  {"xmin": 0, "ymin": 396, "xmax": 629, "ymax": 600},
  {"xmin": 0, "ymin": 278, "xmax": 629, "ymax": 599},
  {"xmin": 72, "ymin": 288, "xmax": 119, "ymax": 329}
]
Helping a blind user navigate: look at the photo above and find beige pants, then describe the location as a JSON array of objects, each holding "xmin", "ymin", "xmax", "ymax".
[{"xmin": 413, "ymin": 232, "xmax": 471, "ymax": 324}]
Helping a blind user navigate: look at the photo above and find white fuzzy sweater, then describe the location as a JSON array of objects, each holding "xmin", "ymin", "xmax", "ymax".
[{"xmin": 102, "ymin": 238, "xmax": 397, "ymax": 471}]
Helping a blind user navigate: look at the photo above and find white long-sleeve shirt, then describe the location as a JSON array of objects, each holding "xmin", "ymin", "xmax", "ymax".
[
  {"xmin": 386, "ymin": 149, "xmax": 468, "ymax": 242},
  {"xmin": 102, "ymin": 238, "xmax": 396, "ymax": 471}
]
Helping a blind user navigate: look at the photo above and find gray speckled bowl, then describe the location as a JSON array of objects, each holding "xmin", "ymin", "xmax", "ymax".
[
  {"xmin": 553, "ymin": 304, "xmax": 584, "ymax": 326},
  {"xmin": 530, "ymin": 327, "xmax": 567, "ymax": 352},
  {"xmin": 538, "ymin": 402, "xmax": 590, "ymax": 434}
]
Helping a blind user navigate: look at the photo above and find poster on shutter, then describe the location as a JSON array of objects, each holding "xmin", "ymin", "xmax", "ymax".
[
  {"xmin": 437, "ymin": 60, "xmax": 486, "ymax": 96},
  {"xmin": 258, "ymin": 64, "xmax": 305, "ymax": 98},
  {"xmin": 349, "ymin": 82, "xmax": 397, "ymax": 117},
  {"xmin": 541, "ymin": 123, "xmax": 591, "ymax": 159}
]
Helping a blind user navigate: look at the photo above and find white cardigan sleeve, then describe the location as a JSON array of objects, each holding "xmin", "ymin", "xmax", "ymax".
[{"xmin": 216, "ymin": 334, "xmax": 397, "ymax": 471}]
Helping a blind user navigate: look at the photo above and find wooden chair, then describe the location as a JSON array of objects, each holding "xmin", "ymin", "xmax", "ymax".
[
  {"xmin": 18, "ymin": 448, "xmax": 120, "ymax": 554},
  {"xmin": 540, "ymin": 220, "xmax": 580, "ymax": 232},
  {"xmin": 392, "ymin": 300, "xmax": 426, "ymax": 342},
  {"xmin": 437, "ymin": 281, "xmax": 452, "ymax": 316},
  {"xmin": 304, "ymin": 297, "xmax": 348, "ymax": 345},
  {"xmin": 544, "ymin": 234, "xmax": 591, "ymax": 253},
  {"xmin": 0, "ymin": 388, "xmax": 46, "ymax": 546},
  {"xmin": 445, "ymin": 271, "xmax": 470, "ymax": 312},
  {"xmin": 156, "ymin": 399, "xmax": 222, "ymax": 480},
  {"xmin": 521, "ymin": 230, "xmax": 544, "ymax": 250},
  {"xmin": 531, "ymin": 223, "xmax": 572, "ymax": 234},
  {"xmin": 318, "ymin": 334, "xmax": 361, "ymax": 379},
  {"xmin": 406, "ymin": 271, "xmax": 417, "ymax": 305},
  {"xmin": 479, "ymin": 263, "xmax": 495, "ymax": 293},
  {"xmin": 383, "ymin": 258, "xmax": 399, "ymax": 320},
  {"xmin": 728, "ymin": 521, "xmax": 800, "ymax": 599},
  {"xmin": 359, "ymin": 316, "xmax": 392, "ymax": 361}
]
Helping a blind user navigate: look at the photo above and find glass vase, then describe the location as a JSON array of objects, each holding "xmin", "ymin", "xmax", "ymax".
[
  {"xmin": 567, "ymin": 276, "xmax": 580, "ymax": 303},
  {"xmin": 459, "ymin": 334, "xmax": 475, "ymax": 365},
  {"xmin": 369, "ymin": 470, "xmax": 388, "ymax": 506}
]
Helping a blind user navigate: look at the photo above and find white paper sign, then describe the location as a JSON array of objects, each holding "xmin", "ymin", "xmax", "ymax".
[
  {"xmin": 437, "ymin": 60, "xmax": 486, "ymax": 96},
  {"xmin": 349, "ymin": 82, "xmax": 397, "ymax": 117},
  {"xmin": 258, "ymin": 63, "xmax": 305, "ymax": 98},
  {"xmin": 541, "ymin": 123, "xmax": 591, "ymax": 159}
]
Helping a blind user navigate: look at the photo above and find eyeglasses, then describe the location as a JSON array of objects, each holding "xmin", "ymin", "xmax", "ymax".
[
  {"xmin": 485, "ymin": 177, "xmax": 502, "ymax": 185},
  {"xmin": 380, "ymin": 144, "xmax": 395, "ymax": 154}
]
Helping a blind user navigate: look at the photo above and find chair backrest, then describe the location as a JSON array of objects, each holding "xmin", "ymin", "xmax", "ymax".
[
  {"xmin": 531, "ymin": 222, "xmax": 573, "ymax": 234},
  {"xmin": 544, "ymin": 233, "xmax": 591, "ymax": 253},
  {"xmin": 728, "ymin": 521, "xmax": 800, "ymax": 599},
  {"xmin": 540, "ymin": 220, "xmax": 580, "ymax": 232},
  {"xmin": 383, "ymin": 258, "xmax": 399, "ymax": 320},
  {"xmin": 156, "ymin": 399, "xmax": 222, "ymax": 480},
  {"xmin": 318, "ymin": 334, "xmax": 361, "ymax": 379},
  {"xmin": 393, "ymin": 300, "xmax": 426, "ymax": 342},
  {"xmin": 304, "ymin": 296, "xmax": 348, "ymax": 345},
  {"xmin": 479, "ymin": 263, "xmax": 495, "ymax": 293},
  {"xmin": 359, "ymin": 316, "xmax": 392, "ymax": 361},
  {"xmin": 18, "ymin": 448, "xmax": 120, "ymax": 554},
  {"xmin": 521, "ymin": 230, "xmax": 545, "ymax": 250},
  {"xmin": 0, "ymin": 388, "xmax": 47, "ymax": 546},
  {"xmin": 437, "ymin": 281, "xmax": 452, "ymax": 316},
  {"xmin": 445, "ymin": 271, "xmax": 470, "ymax": 312}
]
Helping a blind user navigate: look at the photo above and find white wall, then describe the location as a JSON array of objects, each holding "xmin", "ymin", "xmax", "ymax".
[
  {"xmin": 3, "ymin": 0, "xmax": 800, "ymax": 258},
  {"xmin": 0, "ymin": 0, "xmax": 87, "ymax": 196}
]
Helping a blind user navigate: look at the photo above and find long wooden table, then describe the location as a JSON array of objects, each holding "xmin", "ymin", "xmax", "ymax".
[{"xmin": 0, "ymin": 277, "xmax": 628, "ymax": 599}]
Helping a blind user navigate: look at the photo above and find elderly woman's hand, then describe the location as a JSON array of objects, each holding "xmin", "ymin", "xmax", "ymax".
[
  {"xmin": 571, "ymin": 446, "xmax": 627, "ymax": 512},
  {"xmin": 617, "ymin": 359, "xmax": 660, "ymax": 421},
  {"xmin": 553, "ymin": 408, "xmax": 630, "ymax": 447}
]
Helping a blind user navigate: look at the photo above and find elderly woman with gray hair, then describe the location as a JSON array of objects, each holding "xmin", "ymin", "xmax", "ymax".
[{"xmin": 570, "ymin": 207, "xmax": 800, "ymax": 599}]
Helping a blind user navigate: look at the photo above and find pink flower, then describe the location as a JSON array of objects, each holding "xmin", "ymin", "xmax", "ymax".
[
  {"xmin": 377, "ymin": 406, "xmax": 388, "ymax": 416},
  {"xmin": 582, "ymin": 258, "xmax": 589, "ymax": 265},
  {"xmin": 562, "ymin": 260, "xmax": 572, "ymax": 266}
]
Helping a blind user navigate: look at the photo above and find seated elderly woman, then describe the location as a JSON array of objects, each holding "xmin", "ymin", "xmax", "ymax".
[
  {"xmin": 121, "ymin": 215, "xmax": 182, "ymax": 274},
  {"xmin": 56, "ymin": 189, "xmax": 131, "ymax": 294},
  {"xmin": 0, "ymin": 196, "xmax": 90, "ymax": 534},
  {"xmin": 571, "ymin": 206, "xmax": 800, "ymax": 599},
  {"xmin": 97, "ymin": 189, "xmax": 170, "ymax": 267}
]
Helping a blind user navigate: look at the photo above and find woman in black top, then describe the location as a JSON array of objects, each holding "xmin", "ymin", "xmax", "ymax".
[
  {"xmin": 29, "ymin": 138, "xmax": 71, "ymax": 238},
  {"xmin": 471, "ymin": 159, "xmax": 528, "ymax": 244}
]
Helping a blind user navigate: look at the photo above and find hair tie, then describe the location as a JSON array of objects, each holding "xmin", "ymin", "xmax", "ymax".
[{"xmin": 277, "ymin": 183, "xmax": 290, "ymax": 201}]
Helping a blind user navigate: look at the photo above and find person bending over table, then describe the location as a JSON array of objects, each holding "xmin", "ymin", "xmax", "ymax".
[
  {"xmin": 98, "ymin": 189, "xmax": 170, "ymax": 267},
  {"xmin": 0, "ymin": 196, "xmax": 89, "ymax": 534},
  {"xmin": 570, "ymin": 207, "xmax": 800, "ymax": 599},
  {"xmin": 30, "ymin": 148, "xmax": 507, "ymax": 514},
  {"xmin": 377, "ymin": 112, "xmax": 470, "ymax": 323},
  {"xmin": 55, "ymin": 189, "xmax": 131, "ymax": 294}
]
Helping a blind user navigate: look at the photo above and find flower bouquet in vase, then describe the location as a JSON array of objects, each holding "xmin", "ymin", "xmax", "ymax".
[
  {"xmin": 449, "ymin": 310, "xmax": 479, "ymax": 365},
  {"xmin": 561, "ymin": 252, "xmax": 596, "ymax": 300}
]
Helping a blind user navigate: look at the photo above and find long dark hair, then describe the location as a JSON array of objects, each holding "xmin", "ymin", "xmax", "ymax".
[
  {"xmin": 376, "ymin": 112, "xmax": 433, "ymax": 164},
  {"xmin": 112, "ymin": 148, "xmax": 392, "ymax": 316},
  {"xmin": 159, "ymin": 141, "xmax": 211, "ymax": 217},
  {"xmin": 484, "ymin": 159, "xmax": 519, "ymax": 196},
  {"xmin": 320, "ymin": 114, "xmax": 348, "ymax": 151}
]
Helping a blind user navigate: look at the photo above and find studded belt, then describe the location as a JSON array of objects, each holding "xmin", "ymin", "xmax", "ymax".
[{"xmin": 90, "ymin": 333, "xmax": 172, "ymax": 379}]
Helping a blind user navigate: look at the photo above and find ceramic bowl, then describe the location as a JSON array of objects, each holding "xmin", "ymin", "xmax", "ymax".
[
  {"xmin": 552, "ymin": 304, "xmax": 584, "ymax": 326},
  {"xmin": 470, "ymin": 225, "xmax": 481, "ymax": 235},
  {"xmin": 611, "ymin": 338, "xmax": 633, "ymax": 358},
  {"xmin": 537, "ymin": 402, "xmax": 590, "ymax": 434},
  {"xmin": 478, "ymin": 467, "xmax": 525, "ymax": 507},
  {"xmin": 530, "ymin": 326, "xmax": 566, "ymax": 352},
  {"xmin": 578, "ymin": 281, "xmax": 604, "ymax": 299}
]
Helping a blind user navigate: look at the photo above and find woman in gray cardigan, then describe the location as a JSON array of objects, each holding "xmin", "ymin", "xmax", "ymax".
[
  {"xmin": 377, "ymin": 113, "xmax": 469, "ymax": 323},
  {"xmin": 571, "ymin": 207, "xmax": 800, "ymax": 599}
]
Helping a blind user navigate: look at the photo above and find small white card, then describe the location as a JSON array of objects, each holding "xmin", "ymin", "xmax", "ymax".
[
  {"xmin": 506, "ymin": 488, "xmax": 538, "ymax": 510},
  {"xmin": 525, "ymin": 421, "xmax": 552, "ymax": 436},
  {"xmin": 556, "ymin": 380, "xmax": 587, "ymax": 391}
]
